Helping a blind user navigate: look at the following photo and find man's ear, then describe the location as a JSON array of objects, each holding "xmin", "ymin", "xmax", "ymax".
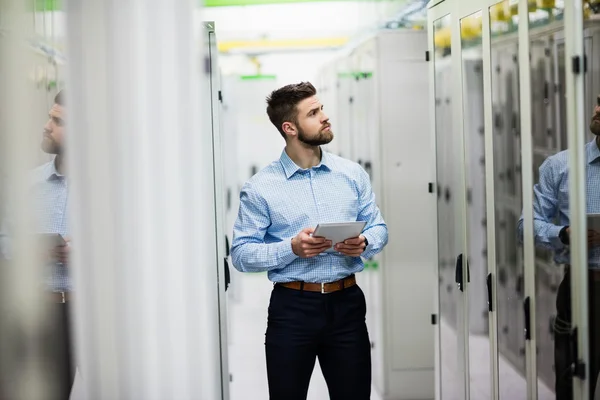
[{"xmin": 282, "ymin": 121, "xmax": 297, "ymax": 138}]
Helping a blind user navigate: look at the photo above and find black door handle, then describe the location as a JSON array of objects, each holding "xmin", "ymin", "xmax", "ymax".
[
  {"xmin": 224, "ymin": 257, "xmax": 231, "ymax": 291},
  {"xmin": 455, "ymin": 254, "xmax": 470, "ymax": 292},
  {"xmin": 487, "ymin": 273, "xmax": 493, "ymax": 312},
  {"xmin": 524, "ymin": 296, "xmax": 531, "ymax": 340}
]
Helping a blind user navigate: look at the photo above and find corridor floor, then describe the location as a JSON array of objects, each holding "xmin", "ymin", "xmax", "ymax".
[{"xmin": 226, "ymin": 271, "xmax": 561, "ymax": 400}]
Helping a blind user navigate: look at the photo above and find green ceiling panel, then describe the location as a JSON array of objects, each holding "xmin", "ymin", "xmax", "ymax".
[
  {"xmin": 35, "ymin": 0, "xmax": 397, "ymax": 10},
  {"xmin": 204, "ymin": 0, "xmax": 391, "ymax": 5},
  {"xmin": 240, "ymin": 75, "xmax": 277, "ymax": 80}
]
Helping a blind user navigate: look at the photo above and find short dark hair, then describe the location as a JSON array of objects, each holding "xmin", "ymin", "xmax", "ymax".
[
  {"xmin": 266, "ymin": 82, "xmax": 316, "ymax": 139},
  {"xmin": 54, "ymin": 90, "xmax": 64, "ymax": 106}
]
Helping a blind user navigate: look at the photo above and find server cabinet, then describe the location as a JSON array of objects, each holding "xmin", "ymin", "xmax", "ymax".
[{"xmin": 317, "ymin": 29, "xmax": 435, "ymax": 399}]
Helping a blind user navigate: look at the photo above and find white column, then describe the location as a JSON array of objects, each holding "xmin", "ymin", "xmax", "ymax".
[
  {"xmin": 65, "ymin": 0, "xmax": 222, "ymax": 399},
  {"xmin": 0, "ymin": 2, "xmax": 55, "ymax": 399},
  {"xmin": 564, "ymin": 2, "xmax": 588, "ymax": 399}
]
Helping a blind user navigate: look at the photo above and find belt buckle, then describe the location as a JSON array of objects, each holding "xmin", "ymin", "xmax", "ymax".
[
  {"xmin": 58, "ymin": 291, "xmax": 66, "ymax": 303},
  {"xmin": 321, "ymin": 282, "xmax": 326, "ymax": 294}
]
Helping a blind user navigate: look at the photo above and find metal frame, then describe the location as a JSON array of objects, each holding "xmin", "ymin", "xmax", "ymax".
[
  {"xmin": 456, "ymin": 3, "xmax": 505, "ymax": 400},
  {"xmin": 450, "ymin": 8, "xmax": 471, "ymax": 398},
  {"xmin": 428, "ymin": 1, "xmax": 590, "ymax": 400},
  {"xmin": 205, "ymin": 21, "xmax": 231, "ymax": 400},
  {"xmin": 426, "ymin": 10, "xmax": 442, "ymax": 400},
  {"xmin": 479, "ymin": 3, "xmax": 503, "ymax": 399},
  {"xmin": 516, "ymin": 1, "xmax": 538, "ymax": 399},
  {"xmin": 427, "ymin": 1, "xmax": 576, "ymax": 399},
  {"xmin": 564, "ymin": 3, "xmax": 589, "ymax": 399},
  {"xmin": 428, "ymin": 2, "xmax": 470, "ymax": 399}
]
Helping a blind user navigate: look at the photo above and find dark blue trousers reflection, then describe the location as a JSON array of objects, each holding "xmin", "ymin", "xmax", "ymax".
[{"xmin": 265, "ymin": 283, "xmax": 371, "ymax": 400}]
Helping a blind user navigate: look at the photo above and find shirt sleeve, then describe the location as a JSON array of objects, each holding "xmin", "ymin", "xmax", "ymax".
[
  {"xmin": 517, "ymin": 156, "xmax": 565, "ymax": 250},
  {"xmin": 355, "ymin": 166, "xmax": 388, "ymax": 259},
  {"xmin": 230, "ymin": 182, "xmax": 299, "ymax": 273}
]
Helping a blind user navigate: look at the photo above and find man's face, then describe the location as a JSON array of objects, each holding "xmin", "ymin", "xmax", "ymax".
[
  {"xmin": 41, "ymin": 103, "xmax": 65, "ymax": 155},
  {"xmin": 293, "ymin": 95, "xmax": 333, "ymax": 146},
  {"xmin": 590, "ymin": 104, "xmax": 600, "ymax": 136}
]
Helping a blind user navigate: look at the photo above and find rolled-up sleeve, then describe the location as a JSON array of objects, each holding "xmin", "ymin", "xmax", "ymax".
[
  {"xmin": 231, "ymin": 182, "xmax": 298, "ymax": 273},
  {"xmin": 356, "ymin": 167, "xmax": 388, "ymax": 259}
]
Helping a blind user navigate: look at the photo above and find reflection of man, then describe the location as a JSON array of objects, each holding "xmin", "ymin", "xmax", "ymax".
[
  {"xmin": 231, "ymin": 82, "xmax": 388, "ymax": 400},
  {"xmin": 519, "ymin": 104, "xmax": 600, "ymax": 399},
  {"xmin": 0, "ymin": 91, "xmax": 74, "ymax": 399}
]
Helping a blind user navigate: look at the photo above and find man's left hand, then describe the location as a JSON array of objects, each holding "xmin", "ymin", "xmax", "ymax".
[{"xmin": 335, "ymin": 235, "xmax": 367, "ymax": 257}]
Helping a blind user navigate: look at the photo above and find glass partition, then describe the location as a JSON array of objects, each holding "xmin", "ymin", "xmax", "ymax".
[
  {"xmin": 525, "ymin": 4, "xmax": 564, "ymax": 398},
  {"xmin": 460, "ymin": 10, "xmax": 492, "ymax": 400},
  {"xmin": 434, "ymin": 13, "xmax": 465, "ymax": 400},
  {"xmin": 488, "ymin": 3, "xmax": 529, "ymax": 398}
]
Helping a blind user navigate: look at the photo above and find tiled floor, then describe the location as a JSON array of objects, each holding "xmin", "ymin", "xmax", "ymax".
[
  {"xmin": 438, "ymin": 321, "xmax": 554, "ymax": 400},
  {"xmin": 226, "ymin": 272, "xmax": 598, "ymax": 400}
]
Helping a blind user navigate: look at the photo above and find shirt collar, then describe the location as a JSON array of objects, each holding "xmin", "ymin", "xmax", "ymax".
[
  {"xmin": 279, "ymin": 147, "xmax": 332, "ymax": 179},
  {"xmin": 587, "ymin": 139, "xmax": 600, "ymax": 164},
  {"xmin": 44, "ymin": 157, "xmax": 64, "ymax": 181}
]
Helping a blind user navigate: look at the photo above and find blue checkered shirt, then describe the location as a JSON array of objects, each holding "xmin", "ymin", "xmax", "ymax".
[
  {"xmin": 0, "ymin": 158, "xmax": 70, "ymax": 291},
  {"xmin": 231, "ymin": 149, "xmax": 388, "ymax": 283},
  {"xmin": 519, "ymin": 139, "xmax": 600, "ymax": 267}
]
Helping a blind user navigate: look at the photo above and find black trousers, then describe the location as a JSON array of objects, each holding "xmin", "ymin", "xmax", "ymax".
[
  {"xmin": 265, "ymin": 282, "xmax": 371, "ymax": 400},
  {"xmin": 0, "ymin": 303, "xmax": 74, "ymax": 400},
  {"xmin": 45, "ymin": 303, "xmax": 75, "ymax": 400},
  {"xmin": 554, "ymin": 268, "xmax": 600, "ymax": 400}
]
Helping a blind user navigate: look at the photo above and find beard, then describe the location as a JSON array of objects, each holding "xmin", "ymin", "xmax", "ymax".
[
  {"xmin": 591, "ymin": 116, "xmax": 600, "ymax": 136},
  {"xmin": 297, "ymin": 124, "xmax": 334, "ymax": 147},
  {"xmin": 41, "ymin": 135, "xmax": 62, "ymax": 155}
]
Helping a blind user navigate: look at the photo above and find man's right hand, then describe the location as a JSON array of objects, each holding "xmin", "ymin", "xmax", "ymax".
[
  {"xmin": 291, "ymin": 228, "xmax": 332, "ymax": 258},
  {"xmin": 48, "ymin": 238, "xmax": 70, "ymax": 264}
]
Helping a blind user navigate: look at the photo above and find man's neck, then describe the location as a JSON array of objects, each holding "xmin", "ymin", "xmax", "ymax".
[
  {"xmin": 54, "ymin": 155, "xmax": 65, "ymax": 175},
  {"xmin": 285, "ymin": 143, "xmax": 322, "ymax": 170}
]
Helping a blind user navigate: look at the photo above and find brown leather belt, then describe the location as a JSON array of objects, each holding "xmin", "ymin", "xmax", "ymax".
[
  {"xmin": 49, "ymin": 291, "xmax": 71, "ymax": 303},
  {"xmin": 277, "ymin": 275, "xmax": 356, "ymax": 294}
]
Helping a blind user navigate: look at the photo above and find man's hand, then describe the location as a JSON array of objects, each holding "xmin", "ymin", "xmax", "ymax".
[
  {"xmin": 292, "ymin": 228, "xmax": 332, "ymax": 258},
  {"xmin": 52, "ymin": 237, "xmax": 70, "ymax": 264},
  {"xmin": 565, "ymin": 227, "xmax": 600, "ymax": 248},
  {"xmin": 588, "ymin": 229, "xmax": 600, "ymax": 248},
  {"xmin": 335, "ymin": 235, "xmax": 367, "ymax": 257}
]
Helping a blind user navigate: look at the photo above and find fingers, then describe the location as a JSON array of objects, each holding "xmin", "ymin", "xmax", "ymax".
[
  {"xmin": 335, "ymin": 237, "xmax": 366, "ymax": 256},
  {"xmin": 305, "ymin": 236, "xmax": 329, "ymax": 245},
  {"xmin": 302, "ymin": 243, "xmax": 332, "ymax": 258},
  {"xmin": 53, "ymin": 245, "xmax": 70, "ymax": 263},
  {"xmin": 300, "ymin": 239, "xmax": 332, "ymax": 251},
  {"xmin": 302, "ymin": 227, "xmax": 315, "ymax": 235},
  {"xmin": 335, "ymin": 242, "xmax": 365, "ymax": 251},
  {"xmin": 299, "ymin": 230, "xmax": 328, "ymax": 245},
  {"xmin": 343, "ymin": 236, "xmax": 363, "ymax": 246},
  {"xmin": 336, "ymin": 248, "xmax": 364, "ymax": 257}
]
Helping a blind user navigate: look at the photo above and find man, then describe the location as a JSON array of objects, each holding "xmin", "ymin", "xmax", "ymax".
[
  {"xmin": 519, "ymin": 103, "xmax": 600, "ymax": 399},
  {"xmin": 0, "ymin": 90, "xmax": 74, "ymax": 399},
  {"xmin": 231, "ymin": 82, "xmax": 388, "ymax": 400}
]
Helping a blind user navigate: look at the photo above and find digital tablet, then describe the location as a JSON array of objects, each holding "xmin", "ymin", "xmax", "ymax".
[
  {"xmin": 313, "ymin": 221, "xmax": 367, "ymax": 252},
  {"xmin": 38, "ymin": 233, "xmax": 66, "ymax": 248}
]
